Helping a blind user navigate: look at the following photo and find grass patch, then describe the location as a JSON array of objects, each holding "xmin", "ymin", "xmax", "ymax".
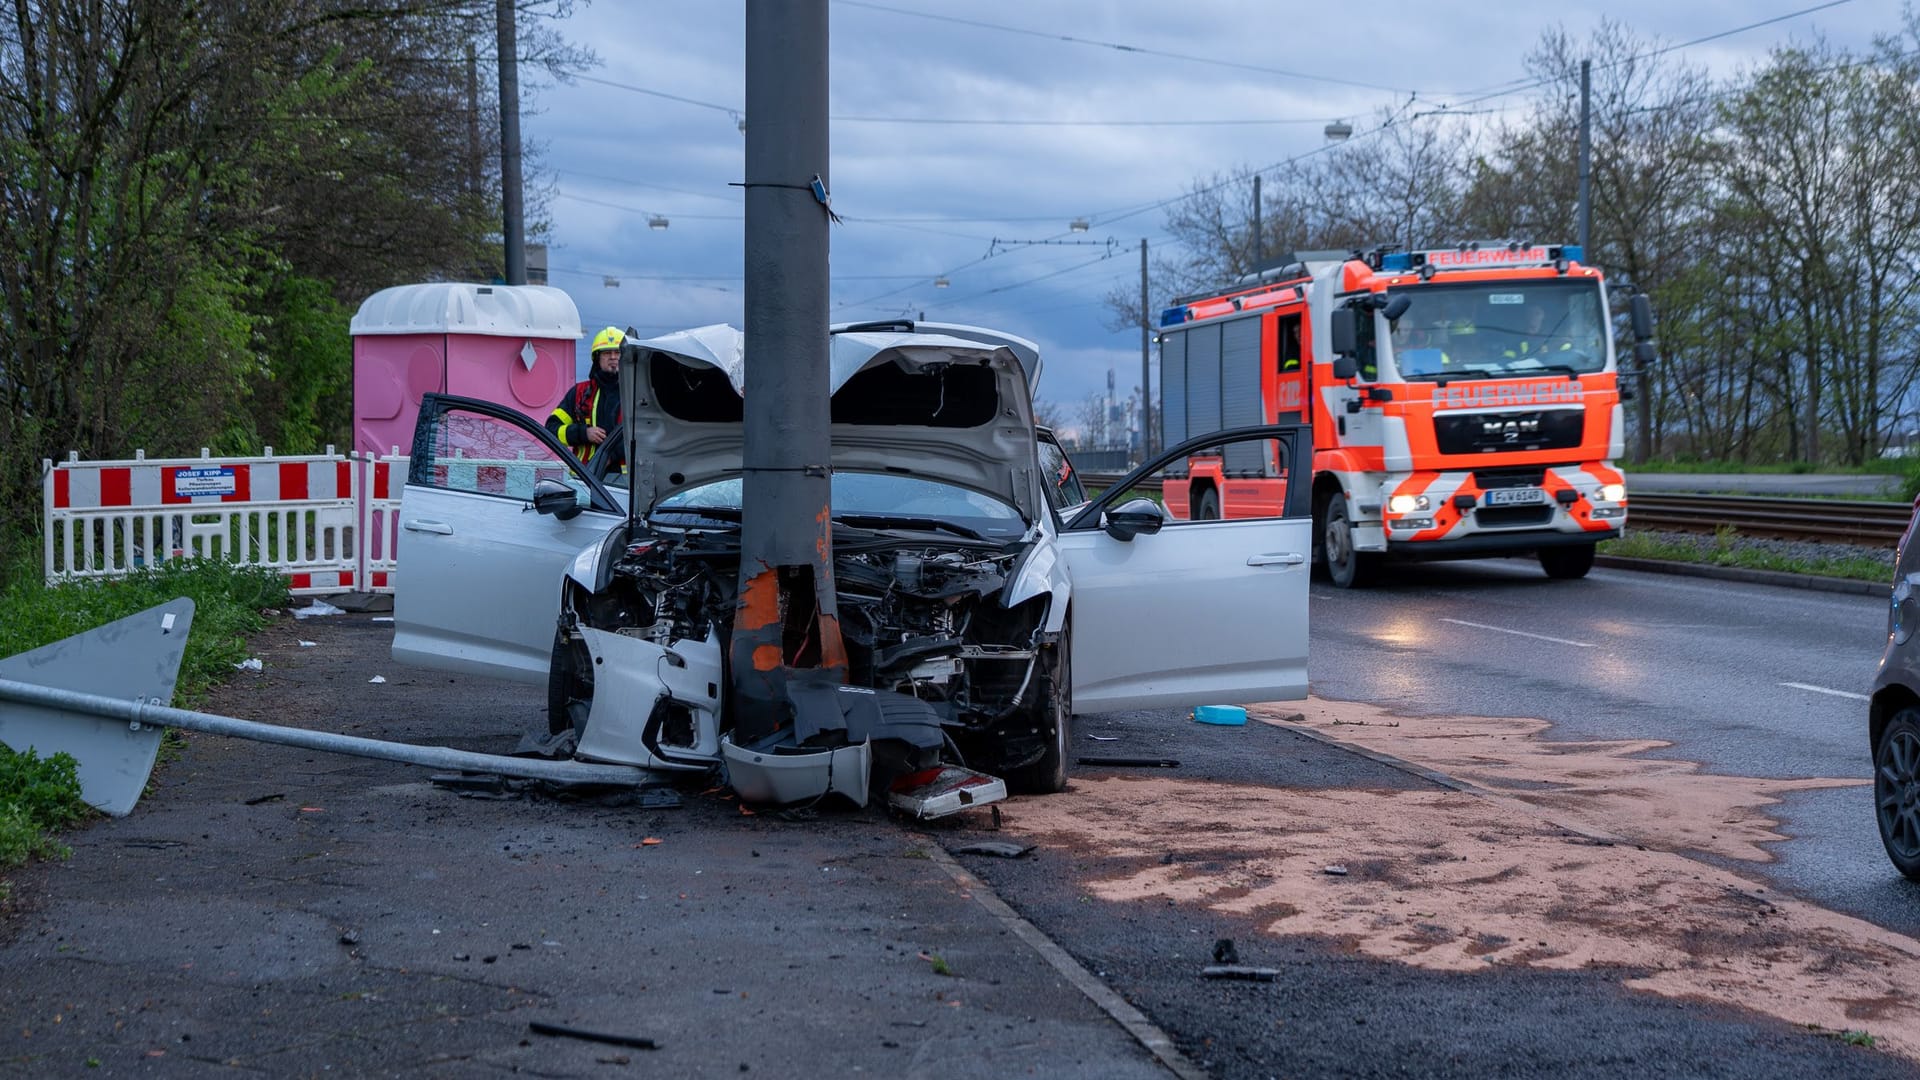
[
  {"xmin": 0, "ymin": 557, "xmax": 289, "ymax": 902},
  {"xmin": 1600, "ymin": 528, "xmax": 1892, "ymax": 583},
  {"xmin": 1, "ymin": 558, "xmax": 288, "ymax": 703},
  {"xmin": 1628, "ymin": 457, "xmax": 1910, "ymax": 476}
]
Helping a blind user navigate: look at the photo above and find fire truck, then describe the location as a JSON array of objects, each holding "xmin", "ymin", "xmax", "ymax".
[{"xmin": 1156, "ymin": 242, "xmax": 1656, "ymax": 587}]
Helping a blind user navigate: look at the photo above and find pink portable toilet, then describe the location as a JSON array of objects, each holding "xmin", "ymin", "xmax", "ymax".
[{"xmin": 350, "ymin": 283, "xmax": 582, "ymax": 457}]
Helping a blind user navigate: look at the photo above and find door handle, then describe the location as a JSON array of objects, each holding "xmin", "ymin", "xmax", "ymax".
[
  {"xmin": 1247, "ymin": 552, "xmax": 1306, "ymax": 567},
  {"xmin": 403, "ymin": 519, "xmax": 454, "ymax": 535}
]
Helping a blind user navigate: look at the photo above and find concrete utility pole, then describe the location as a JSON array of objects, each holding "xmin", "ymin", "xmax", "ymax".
[
  {"xmin": 496, "ymin": 0, "xmax": 526, "ymax": 286},
  {"xmin": 731, "ymin": 0, "xmax": 845, "ymax": 743},
  {"xmin": 1577, "ymin": 59, "xmax": 1591, "ymax": 254},
  {"xmin": 1139, "ymin": 238, "xmax": 1152, "ymax": 458}
]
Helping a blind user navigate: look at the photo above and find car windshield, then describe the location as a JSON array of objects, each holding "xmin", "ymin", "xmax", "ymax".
[
  {"xmin": 653, "ymin": 473, "xmax": 1028, "ymax": 539},
  {"xmin": 1384, "ymin": 280, "xmax": 1608, "ymax": 379}
]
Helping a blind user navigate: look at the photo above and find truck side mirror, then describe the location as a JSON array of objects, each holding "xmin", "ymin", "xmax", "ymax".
[
  {"xmin": 1331, "ymin": 355, "xmax": 1357, "ymax": 380},
  {"xmin": 1629, "ymin": 294, "xmax": 1655, "ymax": 342},
  {"xmin": 1381, "ymin": 294, "xmax": 1411, "ymax": 322},
  {"xmin": 1633, "ymin": 341, "xmax": 1656, "ymax": 366},
  {"xmin": 1328, "ymin": 307, "xmax": 1357, "ymax": 358}
]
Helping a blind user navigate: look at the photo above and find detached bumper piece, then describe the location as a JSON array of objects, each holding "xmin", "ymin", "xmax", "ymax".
[{"xmin": 720, "ymin": 672, "xmax": 1005, "ymax": 816}]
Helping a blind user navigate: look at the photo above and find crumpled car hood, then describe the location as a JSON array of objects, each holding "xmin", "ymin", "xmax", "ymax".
[{"xmin": 619, "ymin": 323, "xmax": 1046, "ymax": 522}]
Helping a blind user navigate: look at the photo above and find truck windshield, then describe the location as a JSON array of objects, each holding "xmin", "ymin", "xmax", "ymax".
[{"xmin": 1384, "ymin": 280, "xmax": 1608, "ymax": 379}]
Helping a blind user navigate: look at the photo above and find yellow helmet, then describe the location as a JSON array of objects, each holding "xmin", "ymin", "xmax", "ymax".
[{"xmin": 590, "ymin": 326, "xmax": 624, "ymax": 355}]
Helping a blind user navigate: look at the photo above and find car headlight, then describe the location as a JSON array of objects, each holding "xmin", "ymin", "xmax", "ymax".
[
  {"xmin": 1599, "ymin": 483, "xmax": 1626, "ymax": 503},
  {"xmin": 1388, "ymin": 494, "xmax": 1431, "ymax": 514}
]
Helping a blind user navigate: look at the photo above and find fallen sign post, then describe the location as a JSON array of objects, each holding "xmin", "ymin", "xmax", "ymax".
[{"xmin": 0, "ymin": 600, "xmax": 661, "ymax": 817}]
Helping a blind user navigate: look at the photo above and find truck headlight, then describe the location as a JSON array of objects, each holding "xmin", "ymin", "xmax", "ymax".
[
  {"xmin": 1599, "ymin": 483, "xmax": 1626, "ymax": 503},
  {"xmin": 1388, "ymin": 494, "xmax": 1430, "ymax": 514}
]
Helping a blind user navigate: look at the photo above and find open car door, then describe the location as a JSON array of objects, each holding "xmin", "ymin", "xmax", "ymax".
[
  {"xmin": 392, "ymin": 393, "xmax": 623, "ymax": 683},
  {"xmin": 1057, "ymin": 425, "xmax": 1311, "ymax": 712}
]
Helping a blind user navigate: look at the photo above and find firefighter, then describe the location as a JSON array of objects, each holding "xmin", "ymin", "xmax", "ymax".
[
  {"xmin": 1503, "ymin": 304, "xmax": 1570, "ymax": 362},
  {"xmin": 548, "ymin": 326, "xmax": 625, "ymax": 465}
]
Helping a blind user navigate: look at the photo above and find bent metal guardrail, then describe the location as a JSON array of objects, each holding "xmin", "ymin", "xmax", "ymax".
[{"xmin": 1079, "ymin": 473, "xmax": 1911, "ymax": 547}]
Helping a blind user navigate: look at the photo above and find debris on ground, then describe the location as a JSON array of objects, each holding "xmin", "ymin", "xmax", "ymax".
[
  {"xmin": 243, "ymin": 793, "xmax": 285, "ymax": 806},
  {"xmin": 232, "ymin": 658, "xmax": 263, "ymax": 672},
  {"xmin": 1212, "ymin": 939, "xmax": 1240, "ymax": 965},
  {"xmin": 297, "ymin": 640, "xmax": 318, "ymax": 648},
  {"xmin": 1087, "ymin": 734, "xmax": 1120, "ymax": 742},
  {"xmin": 952, "ymin": 840, "xmax": 1034, "ymax": 859},
  {"xmin": 1323, "ymin": 865, "xmax": 1349, "ymax": 876},
  {"xmin": 527, "ymin": 1020, "xmax": 659, "ymax": 1051},
  {"xmin": 1076, "ymin": 756, "xmax": 1180, "ymax": 769},
  {"xmin": 292, "ymin": 599, "xmax": 346, "ymax": 620},
  {"xmin": 368, "ymin": 675, "xmax": 386, "ymax": 684},
  {"xmin": 1202, "ymin": 965, "xmax": 1280, "ymax": 981}
]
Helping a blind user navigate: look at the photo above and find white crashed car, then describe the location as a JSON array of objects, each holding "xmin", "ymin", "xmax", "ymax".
[{"xmin": 391, "ymin": 321, "xmax": 1311, "ymax": 804}]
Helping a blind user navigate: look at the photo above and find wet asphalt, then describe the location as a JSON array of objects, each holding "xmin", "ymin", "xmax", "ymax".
[
  {"xmin": 1305, "ymin": 557, "xmax": 1920, "ymax": 939},
  {"xmin": 2, "ymin": 577, "xmax": 1916, "ymax": 1077}
]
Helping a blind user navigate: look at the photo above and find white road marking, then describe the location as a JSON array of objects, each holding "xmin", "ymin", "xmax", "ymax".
[
  {"xmin": 1440, "ymin": 618, "xmax": 1596, "ymax": 648},
  {"xmin": 1779, "ymin": 681, "xmax": 1870, "ymax": 701}
]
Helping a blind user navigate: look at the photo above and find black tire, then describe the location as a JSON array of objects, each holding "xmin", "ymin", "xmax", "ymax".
[
  {"xmin": 1539, "ymin": 543, "xmax": 1597, "ymax": 580},
  {"xmin": 1876, "ymin": 708, "xmax": 1920, "ymax": 881},
  {"xmin": 1006, "ymin": 636, "xmax": 1070, "ymax": 795},
  {"xmin": 1193, "ymin": 488, "xmax": 1220, "ymax": 520},
  {"xmin": 1323, "ymin": 495, "xmax": 1378, "ymax": 589},
  {"xmin": 546, "ymin": 630, "xmax": 593, "ymax": 735}
]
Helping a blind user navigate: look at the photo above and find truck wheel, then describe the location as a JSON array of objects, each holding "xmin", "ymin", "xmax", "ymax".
[
  {"xmin": 1539, "ymin": 543, "xmax": 1596, "ymax": 580},
  {"xmin": 547, "ymin": 630, "xmax": 593, "ymax": 735},
  {"xmin": 1194, "ymin": 488, "xmax": 1220, "ymax": 520},
  {"xmin": 1323, "ymin": 497, "xmax": 1378, "ymax": 589},
  {"xmin": 1006, "ymin": 638, "xmax": 1070, "ymax": 795}
]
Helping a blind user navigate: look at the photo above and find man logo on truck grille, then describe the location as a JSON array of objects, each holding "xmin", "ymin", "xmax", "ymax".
[{"xmin": 1434, "ymin": 380, "xmax": 1587, "ymax": 410}]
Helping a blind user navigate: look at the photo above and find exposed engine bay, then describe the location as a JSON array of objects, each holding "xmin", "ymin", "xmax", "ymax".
[{"xmin": 552, "ymin": 524, "xmax": 1060, "ymax": 809}]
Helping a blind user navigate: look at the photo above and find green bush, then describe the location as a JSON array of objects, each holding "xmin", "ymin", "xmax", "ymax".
[{"xmin": 0, "ymin": 746, "xmax": 89, "ymax": 899}]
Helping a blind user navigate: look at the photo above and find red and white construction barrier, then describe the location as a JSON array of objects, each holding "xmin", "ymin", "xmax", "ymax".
[{"xmin": 44, "ymin": 448, "xmax": 371, "ymax": 596}]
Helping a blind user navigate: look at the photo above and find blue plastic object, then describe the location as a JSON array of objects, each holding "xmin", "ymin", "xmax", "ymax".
[{"xmin": 1193, "ymin": 704, "xmax": 1248, "ymax": 726}]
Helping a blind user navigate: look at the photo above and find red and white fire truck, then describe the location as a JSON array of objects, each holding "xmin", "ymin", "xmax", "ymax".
[{"xmin": 1156, "ymin": 242, "xmax": 1656, "ymax": 587}]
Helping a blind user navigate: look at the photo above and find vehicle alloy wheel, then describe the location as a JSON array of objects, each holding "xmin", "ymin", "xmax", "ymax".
[
  {"xmin": 1323, "ymin": 496, "xmax": 1377, "ymax": 589},
  {"xmin": 1876, "ymin": 708, "xmax": 1920, "ymax": 881},
  {"xmin": 1539, "ymin": 542, "xmax": 1597, "ymax": 580}
]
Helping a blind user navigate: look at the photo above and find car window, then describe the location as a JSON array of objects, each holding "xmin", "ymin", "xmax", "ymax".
[
  {"xmin": 658, "ymin": 473, "xmax": 1027, "ymax": 538},
  {"xmin": 1037, "ymin": 433, "xmax": 1087, "ymax": 512},
  {"xmin": 415, "ymin": 407, "xmax": 590, "ymax": 502}
]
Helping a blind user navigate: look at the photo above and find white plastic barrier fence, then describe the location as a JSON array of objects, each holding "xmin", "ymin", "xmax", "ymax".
[
  {"xmin": 46, "ymin": 448, "xmax": 362, "ymax": 596},
  {"xmin": 43, "ymin": 448, "xmax": 582, "ymax": 596}
]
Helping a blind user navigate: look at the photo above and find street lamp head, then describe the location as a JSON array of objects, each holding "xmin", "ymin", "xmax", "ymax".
[
  {"xmin": 933, "ymin": 276, "xmax": 950, "ymax": 288},
  {"xmin": 1069, "ymin": 217, "xmax": 1090, "ymax": 233},
  {"xmin": 648, "ymin": 215, "xmax": 670, "ymax": 231},
  {"xmin": 1324, "ymin": 119, "xmax": 1353, "ymax": 142}
]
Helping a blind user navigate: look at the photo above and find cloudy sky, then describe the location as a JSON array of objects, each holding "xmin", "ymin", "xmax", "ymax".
[{"xmin": 525, "ymin": 0, "xmax": 1896, "ymax": 413}]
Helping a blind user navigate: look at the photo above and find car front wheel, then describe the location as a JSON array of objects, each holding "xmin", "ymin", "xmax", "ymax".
[{"xmin": 1876, "ymin": 707, "xmax": 1920, "ymax": 881}]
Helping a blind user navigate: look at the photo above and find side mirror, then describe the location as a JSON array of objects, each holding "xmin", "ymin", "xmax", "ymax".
[
  {"xmin": 1629, "ymin": 294, "xmax": 1655, "ymax": 342},
  {"xmin": 1328, "ymin": 307, "xmax": 1358, "ymax": 357},
  {"xmin": 1633, "ymin": 341, "xmax": 1656, "ymax": 366},
  {"xmin": 1381, "ymin": 294, "xmax": 1411, "ymax": 322},
  {"xmin": 1103, "ymin": 497, "xmax": 1166, "ymax": 542},
  {"xmin": 1331, "ymin": 354, "xmax": 1358, "ymax": 381},
  {"xmin": 532, "ymin": 477, "xmax": 586, "ymax": 520}
]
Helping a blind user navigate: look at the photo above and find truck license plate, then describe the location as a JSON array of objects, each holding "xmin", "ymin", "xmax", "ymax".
[{"xmin": 1484, "ymin": 487, "xmax": 1546, "ymax": 507}]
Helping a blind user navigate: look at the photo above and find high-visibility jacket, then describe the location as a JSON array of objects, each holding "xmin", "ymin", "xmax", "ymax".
[{"xmin": 546, "ymin": 378, "xmax": 622, "ymax": 464}]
